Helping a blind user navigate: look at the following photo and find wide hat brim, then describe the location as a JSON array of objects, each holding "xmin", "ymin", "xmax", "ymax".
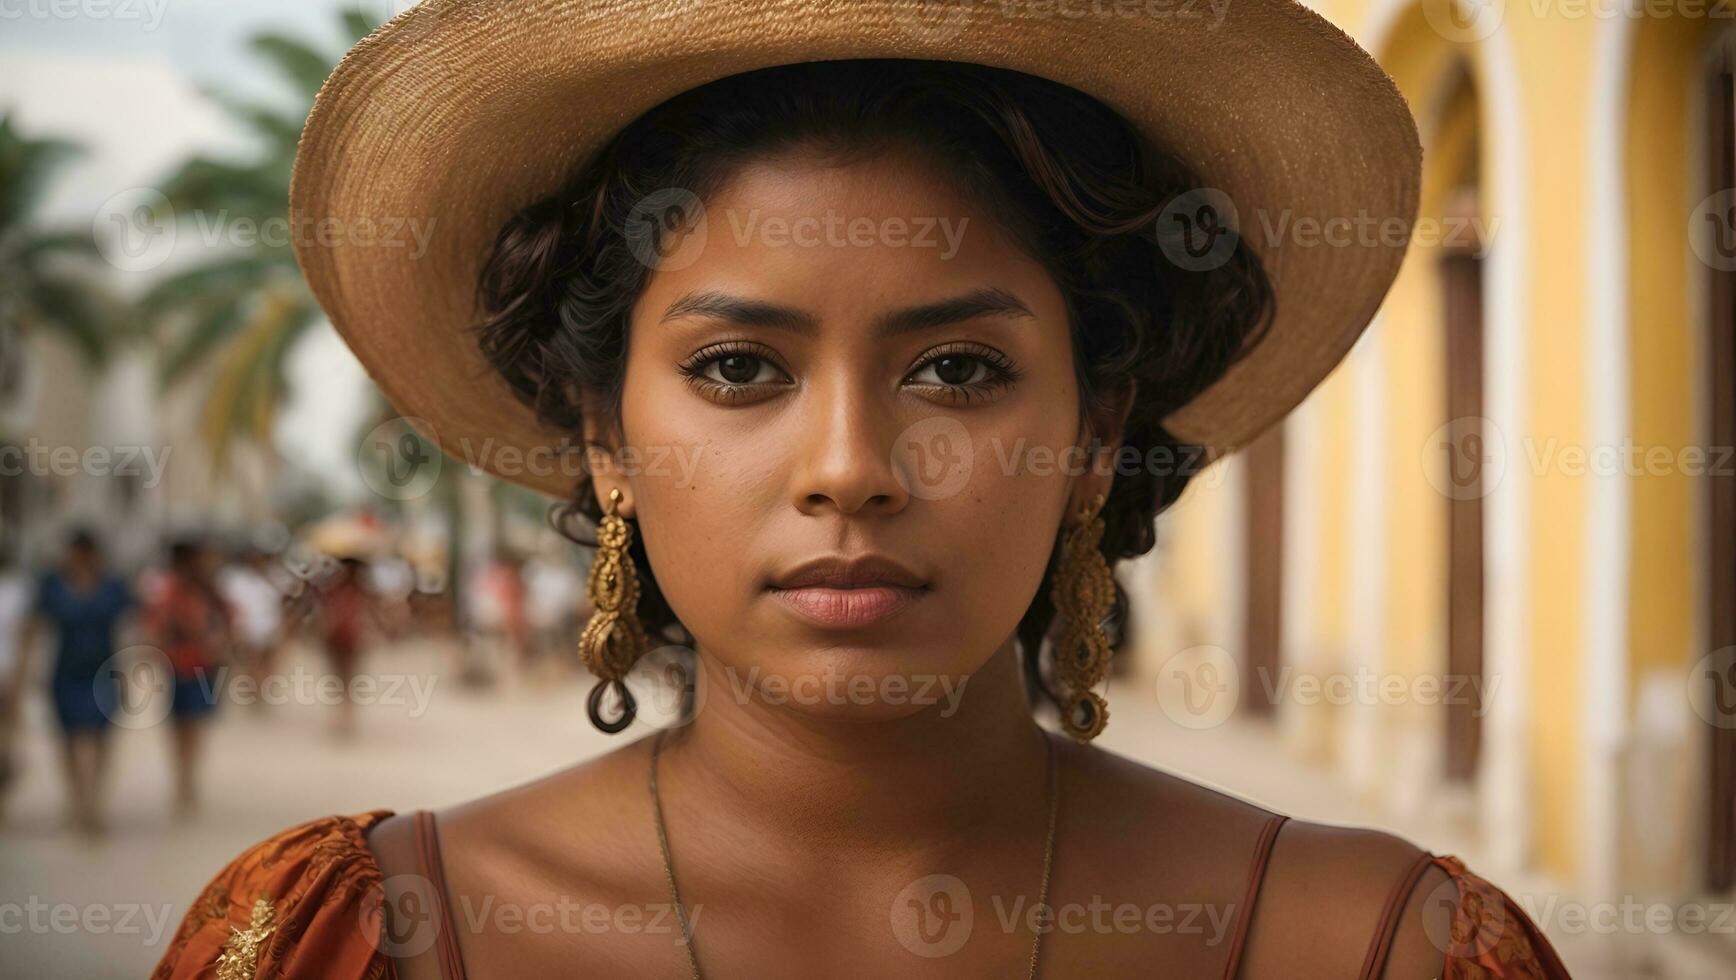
[{"xmin": 292, "ymin": 0, "xmax": 1420, "ymax": 500}]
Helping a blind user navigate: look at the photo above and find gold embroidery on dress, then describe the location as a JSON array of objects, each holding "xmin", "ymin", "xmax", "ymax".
[{"xmin": 214, "ymin": 896, "xmax": 277, "ymax": 980}]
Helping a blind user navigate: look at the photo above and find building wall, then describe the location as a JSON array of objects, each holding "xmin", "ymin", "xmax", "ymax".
[{"xmin": 1142, "ymin": 1, "xmax": 1726, "ymax": 909}]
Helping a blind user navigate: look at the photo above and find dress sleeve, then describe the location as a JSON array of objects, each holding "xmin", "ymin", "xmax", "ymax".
[
  {"xmin": 151, "ymin": 810, "xmax": 397, "ymax": 980},
  {"xmin": 1431, "ymin": 854, "xmax": 1573, "ymax": 979}
]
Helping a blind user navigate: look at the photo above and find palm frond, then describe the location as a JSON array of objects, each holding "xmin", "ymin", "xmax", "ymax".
[
  {"xmin": 249, "ymin": 34, "xmax": 337, "ymax": 102},
  {"xmin": 10, "ymin": 231, "xmax": 103, "ymax": 264},
  {"xmin": 340, "ymin": 9, "xmax": 378, "ymax": 41},
  {"xmin": 14, "ymin": 270, "xmax": 114, "ymax": 366},
  {"xmin": 0, "ymin": 114, "xmax": 83, "ymax": 234},
  {"xmin": 156, "ymin": 287, "xmax": 251, "ymax": 387},
  {"xmin": 247, "ymin": 300, "xmax": 318, "ymax": 445},
  {"xmin": 199, "ymin": 289, "xmax": 296, "ymax": 469},
  {"xmin": 158, "ymin": 156, "xmax": 292, "ymax": 222},
  {"xmin": 140, "ymin": 253, "xmax": 279, "ymax": 318},
  {"xmin": 199, "ymin": 89, "xmax": 306, "ymax": 154},
  {"xmin": 197, "ymin": 289, "xmax": 322, "ymax": 470}
]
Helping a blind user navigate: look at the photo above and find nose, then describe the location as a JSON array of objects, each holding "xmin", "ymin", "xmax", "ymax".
[{"xmin": 789, "ymin": 371, "xmax": 911, "ymax": 518}]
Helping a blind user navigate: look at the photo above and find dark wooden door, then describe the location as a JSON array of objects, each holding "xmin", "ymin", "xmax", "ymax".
[
  {"xmin": 1441, "ymin": 191, "xmax": 1487, "ymax": 783},
  {"xmin": 1244, "ymin": 424, "xmax": 1284, "ymax": 717},
  {"xmin": 1705, "ymin": 54, "xmax": 1736, "ymax": 894}
]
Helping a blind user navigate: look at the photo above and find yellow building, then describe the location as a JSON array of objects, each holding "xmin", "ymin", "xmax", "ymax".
[{"xmin": 1140, "ymin": 1, "xmax": 1736, "ymax": 973}]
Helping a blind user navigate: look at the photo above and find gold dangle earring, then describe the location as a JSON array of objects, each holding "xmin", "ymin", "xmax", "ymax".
[
  {"xmin": 1050, "ymin": 491, "xmax": 1114, "ymax": 742},
  {"xmin": 580, "ymin": 487, "xmax": 649, "ymax": 733}
]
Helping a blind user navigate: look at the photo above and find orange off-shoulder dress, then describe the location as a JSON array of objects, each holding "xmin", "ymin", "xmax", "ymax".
[{"xmin": 150, "ymin": 810, "xmax": 1573, "ymax": 979}]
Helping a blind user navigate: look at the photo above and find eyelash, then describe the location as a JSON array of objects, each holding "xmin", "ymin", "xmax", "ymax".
[{"xmin": 676, "ymin": 341, "xmax": 1024, "ymax": 405}]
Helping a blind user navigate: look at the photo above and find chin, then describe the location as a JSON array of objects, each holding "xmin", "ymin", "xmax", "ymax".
[{"xmin": 706, "ymin": 642, "xmax": 983, "ymax": 724}]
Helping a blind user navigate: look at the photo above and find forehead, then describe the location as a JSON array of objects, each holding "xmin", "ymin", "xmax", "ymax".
[{"xmin": 632, "ymin": 147, "xmax": 1062, "ymax": 325}]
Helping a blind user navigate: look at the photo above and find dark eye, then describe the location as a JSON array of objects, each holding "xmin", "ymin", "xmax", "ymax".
[
  {"xmin": 709, "ymin": 353, "xmax": 776, "ymax": 385},
  {"xmin": 678, "ymin": 343, "xmax": 792, "ymax": 403},
  {"xmin": 910, "ymin": 354, "xmax": 990, "ymax": 387},
  {"xmin": 904, "ymin": 345, "xmax": 1022, "ymax": 404}
]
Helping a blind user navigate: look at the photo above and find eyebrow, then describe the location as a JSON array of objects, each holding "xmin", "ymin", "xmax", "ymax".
[{"xmin": 658, "ymin": 286, "xmax": 1036, "ymax": 338}]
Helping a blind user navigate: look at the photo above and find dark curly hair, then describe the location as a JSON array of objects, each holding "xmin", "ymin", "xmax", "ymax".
[{"xmin": 472, "ymin": 58, "xmax": 1274, "ymax": 729}]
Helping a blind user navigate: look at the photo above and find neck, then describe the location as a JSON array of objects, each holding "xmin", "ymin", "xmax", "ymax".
[{"xmin": 655, "ymin": 637, "xmax": 1053, "ymax": 859}]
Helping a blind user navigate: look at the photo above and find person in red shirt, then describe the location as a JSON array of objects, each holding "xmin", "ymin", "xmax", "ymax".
[
  {"xmin": 317, "ymin": 556, "xmax": 378, "ymax": 739},
  {"xmin": 145, "ymin": 535, "xmax": 232, "ymax": 817}
]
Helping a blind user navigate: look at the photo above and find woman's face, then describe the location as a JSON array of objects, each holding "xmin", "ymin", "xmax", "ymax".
[{"xmin": 595, "ymin": 145, "xmax": 1117, "ymax": 723}]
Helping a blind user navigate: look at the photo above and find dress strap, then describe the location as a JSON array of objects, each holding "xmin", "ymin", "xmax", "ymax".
[
  {"xmin": 1221, "ymin": 813, "xmax": 1289, "ymax": 979},
  {"xmin": 412, "ymin": 809, "xmax": 469, "ymax": 980},
  {"xmin": 1355, "ymin": 848, "xmax": 1436, "ymax": 980}
]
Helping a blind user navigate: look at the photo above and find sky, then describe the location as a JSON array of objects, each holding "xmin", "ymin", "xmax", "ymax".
[{"xmin": 1, "ymin": 0, "xmax": 409, "ymax": 499}]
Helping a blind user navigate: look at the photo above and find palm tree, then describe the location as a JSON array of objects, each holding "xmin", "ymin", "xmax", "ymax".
[
  {"xmin": 0, "ymin": 114, "xmax": 126, "ymax": 406},
  {"xmin": 142, "ymin": 10, "xmax": 375, "ymax": 472},
  {"xmin": 0, "ymin": 113, "xmax": 132, "ymax": 561}
]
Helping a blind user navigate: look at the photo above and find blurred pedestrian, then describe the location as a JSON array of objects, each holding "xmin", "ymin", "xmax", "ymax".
[
  {"xmin": 217, "ymin": 542, "xmax": 285, "ymax": 713},
  {"xmin": 145, "ymin": 535, "xmax": 233, "ymax": 818},
  {"xmin": 14, "ymin": 527, "xmax": 137, "ymax": 836},
  {"xmin": 523, "ymin": 551, "xmax": 582, "ymax": 672},
  {"xmin": 0, "ymin": 548, "xmax": 33, "ymax": 816},
  {"xmin": 470, "ymin": 547, "xmax": 529, "ymax": 678},
  {"xmin": 316, "ymin": 556, "xmax": 377, "ymax": 739}
]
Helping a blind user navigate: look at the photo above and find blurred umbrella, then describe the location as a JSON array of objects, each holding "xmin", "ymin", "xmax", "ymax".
[{"xmin": 305, "ymin": 510, "xmax": 389, "ymax": 562}]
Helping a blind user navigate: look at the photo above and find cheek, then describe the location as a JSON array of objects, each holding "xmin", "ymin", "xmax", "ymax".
[
  {"xmin": 636, "ymin": 465, "xmax": 766, "ymax": 616},
  {"xmin": 929, "ymin": 408, "xmax": 1078, "ymax": 642},
  {"xmin": 617, "ymin": 396, "xmax": 778, "ymax": 640}
]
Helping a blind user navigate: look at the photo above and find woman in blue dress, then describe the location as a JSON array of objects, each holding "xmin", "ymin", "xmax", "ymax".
[{"xmin": 18, "ymin": 527, "xmax": 137, "ymax": 835}]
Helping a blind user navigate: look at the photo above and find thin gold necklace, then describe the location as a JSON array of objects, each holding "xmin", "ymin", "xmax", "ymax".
[{"xmin": 649, "ymin": 727, "xmax": 1061, "ymax": 979}]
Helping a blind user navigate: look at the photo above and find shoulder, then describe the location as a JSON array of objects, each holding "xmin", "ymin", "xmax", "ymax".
[
  {"xmin": 150, "ymin": 810, "xmax": 396, "ymax": 980},
  {"xmin": 1406, "ymin": 853, "xmax": 1573, "ymax": 978},
  {"xmin": 1240, "ymin": 819, "xmax": 1571, "ymax": 978},
  {"xmin": 1240, "ymin": 818, "xmax": 1442, "ymax": 976},
  {"xmin": 1073, "ymin": 748, "xmax": 1568, "ymax": 978}
]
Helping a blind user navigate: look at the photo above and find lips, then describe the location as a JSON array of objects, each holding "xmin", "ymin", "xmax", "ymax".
[
  {"xmin": 766, "ymin": 554, "xmax": 930, "ymax": 629},
  {"xmin": 767, "ymin": 554, "xmax": 927, "ymax": 591}
]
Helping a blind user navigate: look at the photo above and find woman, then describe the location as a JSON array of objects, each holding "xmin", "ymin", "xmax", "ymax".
[
  {"xmin": 147, "ymin": 535, "xmax": 233, "ymax": 816},
  {"xmin": 316, "ymin": 555, "xmax": 380, "ymax": 739},
  {"xmin": 216, "ymin": 542, "xmax": 287, "ymax": 713},
  {"xmin": 16, "ymin": 527, "xmax": 135, "ymax": 836},
  {"xmin": 0, "ymin": 548, "xmax": 32, "ymax": 814},
  {"xmin": 151, "ymin": 2, "xmax": 1571, "ymax": 977}
]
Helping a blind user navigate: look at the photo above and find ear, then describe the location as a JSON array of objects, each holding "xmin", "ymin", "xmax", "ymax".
[
  {"xmin": 578, "ymin": 391, "xmax": 634, "ymax": 519},
  {"xmin": 1070, "ymin": 381, "xmax": 1136, "ymax": 521}
]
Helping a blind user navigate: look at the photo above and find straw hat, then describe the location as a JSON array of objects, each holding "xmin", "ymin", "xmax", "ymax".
[{"xmin": 291, "ymin": 0, "xmax": 1420, "ymax": 499}]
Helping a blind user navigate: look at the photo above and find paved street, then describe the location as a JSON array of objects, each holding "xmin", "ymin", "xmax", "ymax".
[{"xmin": 0, "ymin": 638, "xmax": 1654, "ymax": 978}]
